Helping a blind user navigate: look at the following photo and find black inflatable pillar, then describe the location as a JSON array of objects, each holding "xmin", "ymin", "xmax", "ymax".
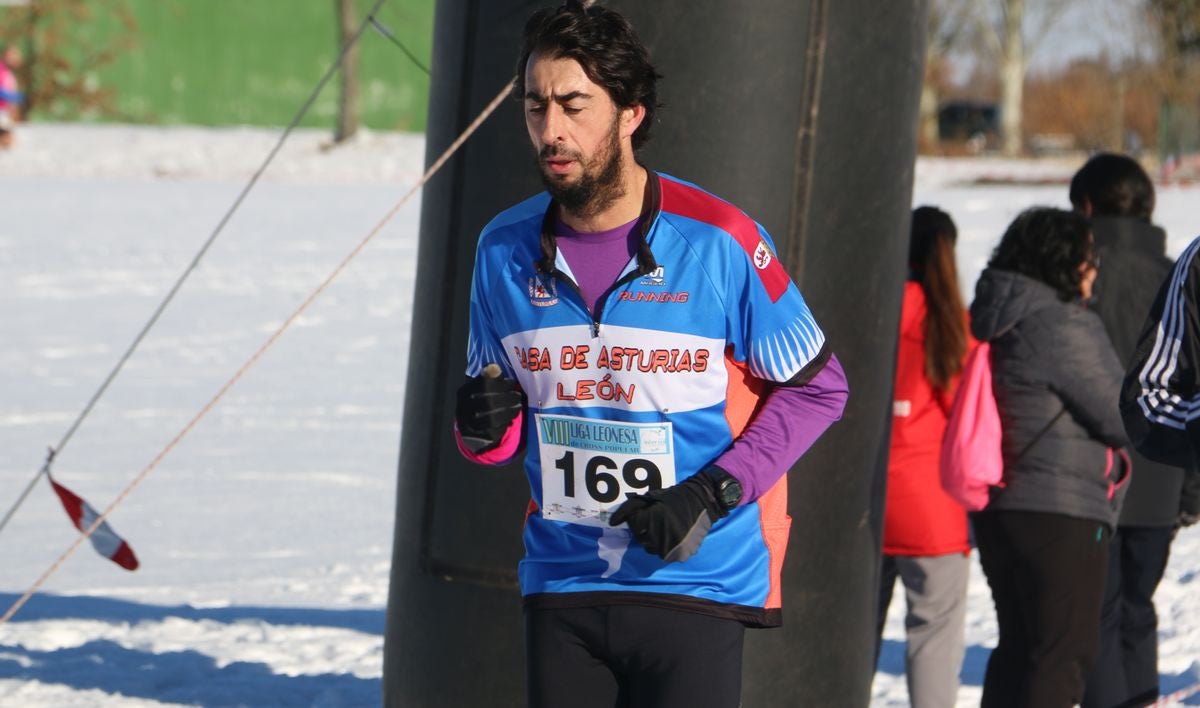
[{"xmin": 384, "ymin": 1, "xmax": 928, "ymax": 706}]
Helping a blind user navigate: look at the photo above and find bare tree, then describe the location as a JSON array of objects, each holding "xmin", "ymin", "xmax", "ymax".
[
  {"xmin": 0, "ymin": 0, "xmax": 137, "ymax": 120},
  {"xmin": 921, "ymin": 0, "xmax": 976, "ymax": 148},
  {"xmin": 971, "ymin": 0, "xmax": 1073, "ymax": 156},
  {"xmin": 1144, "ymin": 0, "xmax": 1200, "ymax": 159},
  {"xmin": 1146, "ymin": 0, "xmax": 1200, "ymax": 94},
  {"xmin": 333, "ymin": 0, "xmax": 360, "ymax": 144}
]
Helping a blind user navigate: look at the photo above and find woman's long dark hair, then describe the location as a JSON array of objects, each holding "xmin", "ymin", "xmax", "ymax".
[
  {"xmin": 988, "ymin": 207, "xmax": 1092, "ymax": 302},
  {"xmin": 911, "ymin": 206, "xmax": 967, "ymax": 391}
]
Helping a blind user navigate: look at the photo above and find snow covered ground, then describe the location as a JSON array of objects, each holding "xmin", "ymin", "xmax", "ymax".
[{"xmin": 0, "ymin": 123, "xmax": 1196, "ymax": 707}]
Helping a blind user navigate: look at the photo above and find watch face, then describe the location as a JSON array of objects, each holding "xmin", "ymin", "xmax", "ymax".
[{"xmin": 719, "ymin": 478, "xmax": 743, "ymax": 508}]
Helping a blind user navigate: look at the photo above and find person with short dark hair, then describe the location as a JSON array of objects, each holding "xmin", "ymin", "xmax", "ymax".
[
  {"xmin": 1070, "ymin": 152, "xmax": 1156, "ymax": 222},
  {"xmin": 1072, "ymin": 153, "xmax": 1200, "ymax": 708},
  {"xmin": 451, "ymin": 3, "xmax": 848, "ymax": 706},
  {"xmin": 969, "ymin": 207, "xmax": 1131, "ymax": 708},
  {"xmin": 874, "ymin": 206, "xmax": 973, "ymax": 708}
]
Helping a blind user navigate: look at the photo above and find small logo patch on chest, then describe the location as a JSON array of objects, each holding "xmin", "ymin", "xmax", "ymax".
[
  {"xmin": 529, "ymin": 275, "xmax": 559, "ymax": 307},
  {"xmin": 640, "ymin": 266, "xmax": 666, "ymax": 286}
]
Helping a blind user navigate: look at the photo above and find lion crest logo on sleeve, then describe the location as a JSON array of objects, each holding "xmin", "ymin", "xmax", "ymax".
[{"xmin": 753, "ymin": 241, "xmax": 774, "ymax": 270}]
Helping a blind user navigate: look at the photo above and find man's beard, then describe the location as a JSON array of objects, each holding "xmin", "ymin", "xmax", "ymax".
[{"xmin": 536, "ymin": 119, "xmax": 624, "ymax": 218}]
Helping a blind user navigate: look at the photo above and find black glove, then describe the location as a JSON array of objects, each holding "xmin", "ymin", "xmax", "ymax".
[
  {"xmin": 1179, "ymin": 509, "xmax": 1200, "ymax": 529},
  {"xmin": 455, "ymin": 372, "xmax": 524, "ymax": 453},
  {"xmin": 608, "ymin": 467, "xmax": 734, "ymax": 563}
]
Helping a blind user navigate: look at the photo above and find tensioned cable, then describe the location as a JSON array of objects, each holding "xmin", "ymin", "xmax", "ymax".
[
  {"xmin": 368, "ymin": 14, "xmax": 431, "ymax": 76},
  {"xmin": 0, "ymin": 77, "xmax": 516, "ymax": 627},
  {"xmin": 0, "ymin": 0, "xmax": 388, "ymax": 540}
]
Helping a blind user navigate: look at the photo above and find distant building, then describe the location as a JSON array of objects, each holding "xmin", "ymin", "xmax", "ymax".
[{"xmin": 938, "ymin": 101, "xmax": 1000, "ymax": 152}]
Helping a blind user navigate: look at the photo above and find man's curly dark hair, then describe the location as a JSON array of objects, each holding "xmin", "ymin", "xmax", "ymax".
[
  {"xmin": 513, "ymin": 1, "xmax": 661, "ymax": 150},
  {"xmin": 989, "ymin": 207, "xmax": 1095, "ymax": 302}
]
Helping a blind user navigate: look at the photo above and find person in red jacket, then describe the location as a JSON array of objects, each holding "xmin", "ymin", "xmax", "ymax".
[{"xmin": 875, "ymin": 206, "xmax": 973, "ymax": 708}]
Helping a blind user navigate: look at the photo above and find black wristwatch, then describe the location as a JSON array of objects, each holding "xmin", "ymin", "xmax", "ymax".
[{"xmin": 707, "ymin": 466, "xmax": 743, "ymax": 512}]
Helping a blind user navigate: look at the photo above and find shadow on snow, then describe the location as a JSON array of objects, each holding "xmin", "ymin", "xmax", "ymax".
[
  {"xmin": 0, "ymin": 591, "xmax": 384, "ymax": 635},
  {"xmin": 0, "ymin": 639, "xmax": 379, "ymax": 707},
  {"xmin": 1161, "ymin": 665, "xmax": 1200, "ymax": 705},
  {"xmin": 878, "ymin": 638, "xmax": 1200, "ymax": 703},
  {"xmin": 876, "ymin": 638, "xmax": 990, "ymax": 687},
  {"xmin": 0, "ymin": 592, "xmax": 383, "ymax": 706}
]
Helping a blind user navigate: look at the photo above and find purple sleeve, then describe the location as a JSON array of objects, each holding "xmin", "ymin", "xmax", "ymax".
[{"xmin": 713, "ymin": 354, "xmax": 849, "ymax": 504}]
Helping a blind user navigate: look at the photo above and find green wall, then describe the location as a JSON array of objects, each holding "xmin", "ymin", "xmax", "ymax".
[{"xmin": 103, "ymin": 0, "xmax": 433, "ymax": 131}]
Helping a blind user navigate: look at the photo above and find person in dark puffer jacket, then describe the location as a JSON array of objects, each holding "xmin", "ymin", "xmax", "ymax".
[
  {"xmin": 969, "ymin": 207, "xmax": 1131, "ymax": 708},
  {"xmin": 1072, "ymin": 153, "xmax": 1200, "ymax": 708}
]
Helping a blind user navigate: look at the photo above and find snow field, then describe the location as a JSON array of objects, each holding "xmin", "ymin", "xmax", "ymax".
[{"xmin": 0, "ymin": 124, "xmax": 1196, "ymax": 706}]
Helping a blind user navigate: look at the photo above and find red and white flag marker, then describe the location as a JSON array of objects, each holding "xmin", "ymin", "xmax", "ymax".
[{"xmin": 48, "ymin": 475, "xmax": 139, "ymax": 571}]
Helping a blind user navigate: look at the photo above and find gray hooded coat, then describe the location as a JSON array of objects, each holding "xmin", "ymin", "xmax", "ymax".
[{"xmin": 970, "ymin": 268, "xmax": 1131, "ymax": 528}]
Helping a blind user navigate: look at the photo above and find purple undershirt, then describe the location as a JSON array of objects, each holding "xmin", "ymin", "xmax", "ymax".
[
  {"xmin": 552, "ymin": 216, "xmax": 848, "ymax": 505},
  {"xmin": 555, "ymin": 217, "xmax": 641, "ymax": 314}
]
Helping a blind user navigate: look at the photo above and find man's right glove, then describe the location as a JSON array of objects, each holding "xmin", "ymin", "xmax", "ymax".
[
  {"xmin": 455, "ymin": 371, "xmax": 524, "ymax": 453},
  {"xmin": 608, "ymin": 466, "xmax": 739, "ymax": 563},
  {"xmin": 1179, "ymin": 509, "xmax": 1199, "ymax": 529}
]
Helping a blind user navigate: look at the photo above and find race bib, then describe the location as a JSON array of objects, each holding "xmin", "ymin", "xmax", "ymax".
[{"xmin": 536, "ymin": 414, "xmax": 676, "ymax": 528}]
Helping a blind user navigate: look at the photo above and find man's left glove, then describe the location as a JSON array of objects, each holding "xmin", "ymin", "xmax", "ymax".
[
  {"xmin": 455, "ymin": 371, "xmax": 524, "ymax": 453},
  {"xmin": 608, "ymin": 466, "xmax": 740, "ymax": 563}
]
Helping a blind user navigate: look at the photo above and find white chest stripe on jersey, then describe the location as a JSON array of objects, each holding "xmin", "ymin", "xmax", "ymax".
[{"xmin": 501, "ymin": 324, "xmax": 728, "ymax": 413}]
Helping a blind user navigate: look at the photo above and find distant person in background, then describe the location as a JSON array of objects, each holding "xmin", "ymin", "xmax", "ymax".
[
  {"xmin": 1072, "ymin": 153, "xmax": 1200, "ymax": 708},
  {"xmin": 0, "ymin": 44, "xmax": 24, "ymax": 149},
  {"xmin": 875, "ymin": 206, "xmax": 973, "ymax": 708},
  {"xmin": 970, "ymin": 208, "xmax": 1130, "ymax": 708}
]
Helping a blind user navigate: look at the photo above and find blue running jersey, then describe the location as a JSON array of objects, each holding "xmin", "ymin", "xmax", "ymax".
[{"xmin": 464, "ymin": 172, "xmax": 828, "ymax": 626}]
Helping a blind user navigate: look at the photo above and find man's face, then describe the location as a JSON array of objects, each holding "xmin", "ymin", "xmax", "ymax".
[{"xmin": 524, "ymin": 51, "xmax": 628, "ymax": 215}]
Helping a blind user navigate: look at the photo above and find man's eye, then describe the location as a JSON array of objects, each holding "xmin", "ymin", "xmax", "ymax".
[
  {"xmin": 527, "ymin": 104, "xmax": 546, "ymax": 115},
  {"xmin": 563, "ymin": 106, "xmax": 582, "ymax": 115}
]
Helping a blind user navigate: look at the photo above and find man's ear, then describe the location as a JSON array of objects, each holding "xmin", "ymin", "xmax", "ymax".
[{"xmin": 620, "ymin": 104, "xmax": 646, "ymax": 140}]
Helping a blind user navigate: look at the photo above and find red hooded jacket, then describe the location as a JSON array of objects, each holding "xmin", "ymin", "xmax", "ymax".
[{"xmin": 883, "ymin": 282, "xmax": 972, "ymax": 556}]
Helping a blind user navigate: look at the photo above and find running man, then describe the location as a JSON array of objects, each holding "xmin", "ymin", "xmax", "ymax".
[{"xmin": 453, "ymin": 3, "xmax": 848, "ymax": 706}]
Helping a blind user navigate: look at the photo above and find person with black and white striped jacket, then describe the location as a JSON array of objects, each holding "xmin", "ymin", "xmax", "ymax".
[{"xmin": 1121, "ymin": 236, "xmax": 1200, "ymax": 525}]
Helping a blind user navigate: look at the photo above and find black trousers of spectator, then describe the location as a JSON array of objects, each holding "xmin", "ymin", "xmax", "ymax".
[
  {"xmin": 974, "ymin": 510, "xmax": 1110, "ymax": 708},
  {"xmin": 525, "ymin": 604, "xmax": 745, "ymax": 708},
  {"xmin": 1082, "ymin": 525, "xmax": 1174, "ymax": 708}
]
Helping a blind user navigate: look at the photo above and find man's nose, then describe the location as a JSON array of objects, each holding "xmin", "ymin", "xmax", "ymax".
[{"xmin": 540, "ymin": 105, "xmax": 565, "ymax": 146}]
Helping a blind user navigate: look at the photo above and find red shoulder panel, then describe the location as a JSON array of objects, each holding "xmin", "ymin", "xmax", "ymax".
[{"xmin": 658, "ymin": 175, "xmax": 791, "ymax": 303}]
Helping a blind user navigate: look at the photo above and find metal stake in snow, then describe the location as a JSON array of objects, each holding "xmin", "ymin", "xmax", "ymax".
[
  {"xmin": 0, "ymin": 0, "xmax": 388, "ymax": 542},
  {"xmin": 0, "ymin": 77, "xmax": 516, "ymax": 627}
]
